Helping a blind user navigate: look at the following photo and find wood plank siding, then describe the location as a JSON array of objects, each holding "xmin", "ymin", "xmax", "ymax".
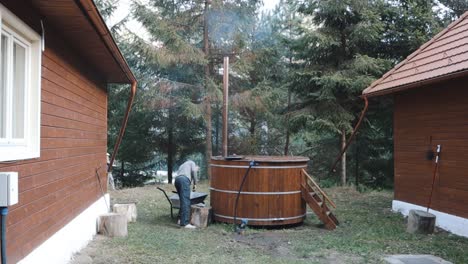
[
  {"xmin": 394, "ymin": 76, "xmax": 468, "ymax": 219},
  {"xmin": 0, "ymin": 2, "xmax": 108, "ymax": 262},
  {"xmin": 211, "ymin": 156, "xmax": 309, "ymax": 226}
]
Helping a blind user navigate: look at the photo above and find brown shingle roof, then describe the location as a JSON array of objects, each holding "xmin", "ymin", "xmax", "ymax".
[{"xmin": 363, "ymin": 11, "xmax": 468, "ymax": 97}]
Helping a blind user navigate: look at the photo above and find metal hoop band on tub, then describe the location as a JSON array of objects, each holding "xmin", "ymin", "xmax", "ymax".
[
  {"xmin": 209, "ymin": 187, "xmax": 301, "ymax": 195},
  {"xmin": 213, "ymin": 213, "xmax": 306, "ymax": 222},
  {"xmin": 210, "ymin": 164, "xmax": 307, "ymax": 169}
]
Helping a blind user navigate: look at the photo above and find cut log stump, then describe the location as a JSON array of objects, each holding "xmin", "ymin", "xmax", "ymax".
[
  {"xmin": 113, "ymin": 203, "xmax": 137, "ymax": 222},
  {"xmin": 190, "ymin": 205, "xmax": 212, "ymax": 228},
  {"xmin": 99, "ymin": 213, "xmax": 127, "ymax": 237},
  {"xmin": 406, "ymin": 209, "xmax": 436, "ymax": 234}
]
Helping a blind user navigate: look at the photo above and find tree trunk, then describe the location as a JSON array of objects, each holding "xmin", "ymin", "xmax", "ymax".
[
  {"xmin": 215, "ymin": 105, "xmax": 220, "ymax": 156},
  {"xmin": 121, "ymin": 160, "xmax": 125, "ymax": 179},
  {"xmin": 340, "ymin": 31, "xmax": 347, "ymax": 63},
  {"xmin": 204, "ymin": 93, "xmax": 212, "ymax": 180},
  {"xmin": 284, "ymin": 126, "xmax": 290, "ymax": 156},
  {"xmin": 167, "ymin": 119, "xmax": 174, "ymax": 184},
  {"xmin": 355, "ymin": 134, "xmax": 359, "ymax": 188},
  {"xmin": 341, "ymin": 130, "xmax": 346, "ymax": 186},
  {"xmin": 249, "ymin": 119, "xmax": 255, "ymax": 136},
  {"xmin": 204, "ymin": 0, "xmax": 212, "ymax": 179}
]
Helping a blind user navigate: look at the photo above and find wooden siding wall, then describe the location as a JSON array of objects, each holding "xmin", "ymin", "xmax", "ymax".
[
  {"xmin": 0, "ymin": 2, "xmax": 108, "ymax": 262},
  {"xmin": 394, "ymin": 76, "xmax": 468, "ymax": 219}
]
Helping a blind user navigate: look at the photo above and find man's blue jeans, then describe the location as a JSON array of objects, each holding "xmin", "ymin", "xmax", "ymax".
[{"xmin": 174, "ymin": 175, "xmax": 191, "ymax": 226}]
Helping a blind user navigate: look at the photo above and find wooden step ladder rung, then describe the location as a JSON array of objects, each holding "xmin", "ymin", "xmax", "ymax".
[
  {"xmin": 301, "ymin": 184, "xmax": 337, "ymax": 230},
  {"xmin": 301, "ymin": 169, "xmax": 336, "ymax": 209},
  {"xmin": 300, "ymin": 169, "xmax": 339, "ymax": 230}
]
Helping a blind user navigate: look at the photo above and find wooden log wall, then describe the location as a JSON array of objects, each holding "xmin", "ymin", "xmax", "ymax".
[
  {"xmin": 0, "ymin": 1, "xmax": 108, "ymax": 262},
  {"xmin": 394, "ymin": 75, "xmax": 468, "ymax": 219}
]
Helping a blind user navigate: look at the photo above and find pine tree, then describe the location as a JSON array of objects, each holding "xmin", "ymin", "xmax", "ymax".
[
  {"xmin": 376, "ymin": 0, "xmax": 444, "ymax": 61},
  {"xmin": 438, "ymin": 0, "xmax": 468, "ymax": 19},
  {"xmin": 130, "ymin": 0, "xmax": 209, "ymax": 181},
  {"xmin": 292, "ymin": 0, "xmax": 393, "ymax": 185},
  {"xmin": 271, "ymin": 0, "xmax": 303, "ymax": 155}
]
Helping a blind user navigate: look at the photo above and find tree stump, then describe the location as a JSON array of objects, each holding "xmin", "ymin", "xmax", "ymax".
[
  {"xmin": 406, "ymin": 209, "xmax": 436, "ymax": 234},
  {"xmin": 190, "ymin": 205, "xmax": 212, "ymax": 228},
  {"xmin": 113, "ymin": 203, "xmax": 137, "ymax": 222},
  {"xmin": 99, "ymin": 213, "xmax": 127, "ymax": 237}
]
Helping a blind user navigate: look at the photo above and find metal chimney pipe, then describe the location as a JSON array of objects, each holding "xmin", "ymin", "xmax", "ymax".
[{"xmin": 222, "ymin": 56, "xmax": 229, "ymax": 157}]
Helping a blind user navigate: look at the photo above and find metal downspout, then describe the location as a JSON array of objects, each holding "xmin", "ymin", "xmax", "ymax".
[
  {"xmin": 108, "ymin": 81, "xmax": 137, "ymax": 172},
  {"xmin": 330, "ymin": 96, "xmax": 369, "ymax": 172},
  {"xmin": 75, "ymin": 0, "xmax": 138, "ymax": 172}
]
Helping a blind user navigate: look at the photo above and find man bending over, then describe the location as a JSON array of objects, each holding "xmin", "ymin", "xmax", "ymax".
[{"xmin": 175, "ymin": 160, "xmax": 199, "ymax": 229}]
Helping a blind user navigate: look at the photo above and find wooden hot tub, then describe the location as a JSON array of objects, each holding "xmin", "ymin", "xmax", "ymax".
[{"xmin": 210, "ymin": 156, "xmax": 309, "ymax": 226}]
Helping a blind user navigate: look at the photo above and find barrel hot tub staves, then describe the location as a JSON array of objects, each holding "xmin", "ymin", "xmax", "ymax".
[{"xmin": 210, "ymin": 156, "xmax": 309, "ymax": 226}]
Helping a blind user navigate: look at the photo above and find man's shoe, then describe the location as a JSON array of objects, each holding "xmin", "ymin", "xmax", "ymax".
[{"xmin": 183, "ymin": 224, "xmax": 197, "ymax": 229}]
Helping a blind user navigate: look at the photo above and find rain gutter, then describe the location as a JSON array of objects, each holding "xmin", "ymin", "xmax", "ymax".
[{"xmin": 76, "ymin": 0, "xmax": 138, "ymax": 172}]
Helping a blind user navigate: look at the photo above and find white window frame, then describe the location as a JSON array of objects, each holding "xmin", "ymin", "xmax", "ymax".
[{"xmin": 0, "ymin": 4, "xmax": 41, "ymax": 162}]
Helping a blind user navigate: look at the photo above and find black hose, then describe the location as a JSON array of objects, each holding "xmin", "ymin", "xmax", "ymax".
[
  {"xmin": 233, "ymin": 160, "xmax": 255, "ymax": 231},
  {"xmin": 1, "ymin": 207, "xmax": 8, "ymax": 264}
]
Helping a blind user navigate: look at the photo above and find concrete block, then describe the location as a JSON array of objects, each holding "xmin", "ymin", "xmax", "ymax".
[{"xmin": 384, "ymin": 254, "xmax": 452, "ymax": 264}]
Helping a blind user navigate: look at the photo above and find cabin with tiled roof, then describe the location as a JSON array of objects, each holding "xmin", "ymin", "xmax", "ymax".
[{"xmin": 363, "ymin": 11, "xmax": 468, "ymax": 237}]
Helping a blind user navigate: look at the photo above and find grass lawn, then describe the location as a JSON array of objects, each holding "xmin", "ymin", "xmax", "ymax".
[{"xmin": 72, "ymin": 182, "xmax": 468, "ymax": 264}]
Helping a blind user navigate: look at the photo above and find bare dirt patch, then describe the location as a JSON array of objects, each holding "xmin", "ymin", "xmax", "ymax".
[
  {"xmin": 234, "ymin": 231, "xmax": 363, "ymax": 263},
  {"xmin": 235, "ymin": 232, "xmax": 296, "ymax": 259}
]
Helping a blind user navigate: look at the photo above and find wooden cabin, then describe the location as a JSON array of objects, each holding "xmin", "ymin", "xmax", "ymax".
[
  {"xmin": 363, "ymin": 11, "xmax": 468, "ymax": 237},
  {"xmin": 0, "ymin": 1, "xmax": 136, "ymax": 263}
]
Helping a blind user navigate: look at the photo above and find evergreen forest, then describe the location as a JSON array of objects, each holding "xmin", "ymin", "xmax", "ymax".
[{"xmin": 97, "ymin": 0, "xmax": 464, "ymax": 188}]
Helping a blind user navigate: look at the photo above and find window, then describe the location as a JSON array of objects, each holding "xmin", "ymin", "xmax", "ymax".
[{"xmin": 0, "ymin": 4, "xmax": 41, "ymax": 162}]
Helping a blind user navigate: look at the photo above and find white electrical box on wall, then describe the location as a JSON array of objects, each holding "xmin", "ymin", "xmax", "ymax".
[{"xmin": 0, "ymin": 172, "xmax": 19, "ymax": 206}]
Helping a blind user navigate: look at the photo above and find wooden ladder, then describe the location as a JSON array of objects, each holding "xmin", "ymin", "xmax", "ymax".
[{"xmin": 300, "ymin": 169, "xmax": 339, "ymax": 230}]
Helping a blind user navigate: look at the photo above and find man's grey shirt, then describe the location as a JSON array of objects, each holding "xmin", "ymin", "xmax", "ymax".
[{"xmin": 176, "ymin": 160, "xmax": 198, "ymax": 184}]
